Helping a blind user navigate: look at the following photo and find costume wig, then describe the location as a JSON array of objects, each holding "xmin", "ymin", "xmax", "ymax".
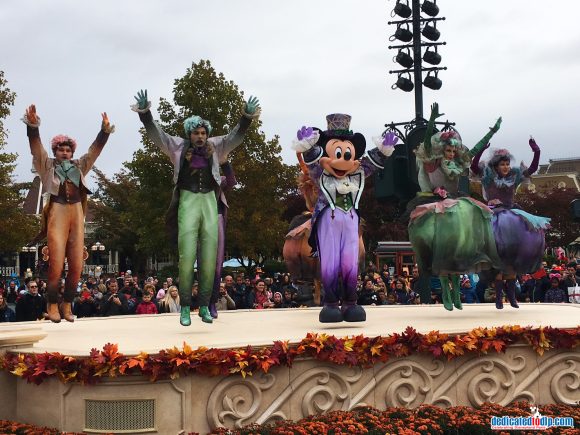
[
  {"xmin": 184, "ymin": 115, "xmax": 213, "ymax": 136},
  {"xmin": 51, "ymin": 135, "xmax": 77, "ymax": 154},
  {"xmin": 487, "ymin": 148, "xmax": 515, "ymax": 170}
]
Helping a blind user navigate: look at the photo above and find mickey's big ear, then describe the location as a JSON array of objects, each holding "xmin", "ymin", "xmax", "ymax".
[
  {"xmin": 317, "ymin": 131, "xmax": 330, "ymax": 155},
  {"xmin": 352, "ymin": 132, "xmax": 367, "ymax": 158}
]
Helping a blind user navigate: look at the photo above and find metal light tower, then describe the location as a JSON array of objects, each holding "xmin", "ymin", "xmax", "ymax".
[
  {"xmin": 388, "ymin": 0, "xmax": 446, "ymax": 118},
  {"xmin": 375, "ymin": 0, "xmax": 455, "ymax": 200}
]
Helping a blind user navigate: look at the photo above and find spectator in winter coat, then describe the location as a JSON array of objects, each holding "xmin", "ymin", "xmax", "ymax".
[
  {"xmin": 100, "ymin": 280, "xmax": 128, "ymax": 316},
  {"xmin": 158, "ymin": 286, "xmax": 180, "ymax": 313},
  {"xmin": 544, "ymin": 276, "xmax": 568, "ymax": 303},
  {"xmin": 459, "ymin": 275, "xmax": 478, "ymax": 303},
  {"xmin": 215, "ymin": 282, "xmax": 236, "ymax": 311},
  {"xmin": 393, "ymin": 279, "xmax": 414, "ymax": 305},
  {"xmin": 73, "ymin": 290, "xmax": 99, "ymax": 318},
  {"xmin": 135, "ymin": 289, "xmax": 158, "ymax": 315},
  {"xmin": 15, "ymin": 280, "xmax": 47, "ymax": 321},
  {"xmin": 249, "ymin": 280, "xmax": 274, "ymax": 309},
  {"xmin": 0, "ymin": 294, "xmax": 16, "ymax": 322},
  {"xmin": 357, "ymin": 280, "xmax": 379, "ymax": 305}
]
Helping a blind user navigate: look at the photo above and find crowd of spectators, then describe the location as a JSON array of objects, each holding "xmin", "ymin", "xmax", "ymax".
[
  {"xmin": 0, "ymin": 271, "xmax": 312, "ymax": 322},
  {"xmin": 356, "ymin": 259, "xmax": 580, "ymax": 307},
  {"xmin": 0, "ymin": 258, "xmax": 578, "ymax": 323}
]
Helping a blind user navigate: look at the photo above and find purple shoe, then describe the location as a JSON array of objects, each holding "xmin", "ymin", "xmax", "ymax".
[{"xmin": 209, "ymin": 303, "xmax": 218, "ymax": 319}]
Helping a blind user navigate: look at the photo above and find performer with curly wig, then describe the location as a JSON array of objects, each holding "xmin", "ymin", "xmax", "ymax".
[
  {"xmin": 132, "ymin": 90, "xmax": 260, "ymax": 326},
  {"xmin": 409, "ymin": 103, "xmax": 501, "ymax": 311},
  {"xmin": 22, "ymin": 105, "xmax": 114, "ymax": 323},
  {"xmin": 470, "ymin": 139, "xmax": 550, "ymax": 309}
]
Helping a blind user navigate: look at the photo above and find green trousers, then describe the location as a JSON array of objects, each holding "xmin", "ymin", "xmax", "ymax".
[{"xmin": 178, "ymin": 190, "xmax": 218, "ymax": 307}]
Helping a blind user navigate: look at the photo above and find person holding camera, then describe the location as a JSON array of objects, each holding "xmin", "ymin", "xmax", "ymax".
[
  {"xmin": 215, "ymin": 282, "xmax": 236, "ymax": 311},
  {"xmin": 100, "ymin": 280, "xmax": 128, "ymax": 317}
]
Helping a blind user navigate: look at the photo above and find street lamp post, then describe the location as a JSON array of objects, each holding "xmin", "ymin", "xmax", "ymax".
[
  {"xmin": 91, "ymin": 242, "xmax": 106, "ymax": 268},
  {"xmin": 21, "ymin": 246, "xmax": 38, "ymax": 276}
]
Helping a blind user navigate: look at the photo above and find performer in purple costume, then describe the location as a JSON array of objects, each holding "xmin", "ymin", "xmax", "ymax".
[
  {"xmin": 208, "ymin": 162, "xmax": 236, "ymax": 318},
  {"xmin": 471, "ymin": 138, "xmax": 551, "ymax": 309},
  {"xmin": 293, "ymin": 114, "xmax": 398, "ymax": 323}
]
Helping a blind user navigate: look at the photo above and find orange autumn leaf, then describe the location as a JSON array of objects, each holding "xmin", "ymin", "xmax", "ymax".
[{"xmin": 442, "ymin": 341, "xmax": 457, "ymax": 356}]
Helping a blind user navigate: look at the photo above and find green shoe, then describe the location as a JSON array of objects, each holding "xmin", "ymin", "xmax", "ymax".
[
  {"xmin": 452, "ymin": 289, "xmax": 463, "ymax": 310},
  {"xmin": 441, "ymin": 287, "xmax": 453, "ymax": 311},
  {"xmin": 199, "ymin": 306, "xmax": 213, "ymax": 324},
  {"xmin": 180, "ymin": 306, "xmax": 191, "ymax": 326}
]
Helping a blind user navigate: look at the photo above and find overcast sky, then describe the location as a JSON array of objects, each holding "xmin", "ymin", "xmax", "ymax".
[{"xmin": 2, "ymin": 0, "xmax": 580, "ymax": 187}]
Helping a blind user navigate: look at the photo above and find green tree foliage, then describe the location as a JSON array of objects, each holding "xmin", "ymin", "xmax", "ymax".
[
  {"xmin": 515, "ymin": 187, "xmax": 580, "ymax": 247},
  {"xmin": 91, "ymin": 168, "xmax": 150, "ymax": 269},
  {"xmin": 0, "ymin": 71, "xmax": 40, "ymax": 252},
  {"xmin": 93, "ymin": 60, "xmax": 298, "ymax": 273}
]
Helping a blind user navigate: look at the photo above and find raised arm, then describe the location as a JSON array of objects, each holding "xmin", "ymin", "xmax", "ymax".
[
  {"xmin": 292, "ymin": 126, "xmax": 322, "ymax": 165},
  {"xmin": 423, "ymin": 102, "xmax": 444, "ymax": 157},
  {"xmin": 215, "ymin": 96, "xmax": 261, "ymax": 159},
  {"xmin": 468, "ymin": 117, "xmax": 502, "ymax": 158},
  {"xmin": 470, "ymin": 142, "xmax": 491, "ymax": 176},
  {"xmin": 22, "ymin": 104, "xmax": 50, "ymax": 174},
  {"xmin": 364, "ymin": 132, "xmax": 400, "ymax": 175},
  {"xmin": 523, "ymin": 136, "xmax": 540, "ymax": 177},
  {"xmin": 131, "ymin": 89, "xmax": 183, "ymax": 161},
  {"xmin": 78, "ymin": 112, "xmax": 115, "ymax": 175}
]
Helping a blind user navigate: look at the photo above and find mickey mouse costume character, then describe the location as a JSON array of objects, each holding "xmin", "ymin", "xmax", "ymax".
[{"xmin": 293, "ymin": 114, "xmax": 398, "ymax": 323}]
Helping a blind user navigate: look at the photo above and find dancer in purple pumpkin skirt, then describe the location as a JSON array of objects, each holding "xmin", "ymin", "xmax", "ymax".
[{"xmin": 471, "ymin": 138, "xmax": 551, "ymax": 309}]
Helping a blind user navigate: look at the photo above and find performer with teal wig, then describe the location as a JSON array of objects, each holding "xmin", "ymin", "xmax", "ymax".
[
  {"xmin": 132, "ymin": 90, "xmax": 260, "ymax": 325},
  {"xmin": 409, "ymin": 103, "xmax": 502, "ymax": 311}
]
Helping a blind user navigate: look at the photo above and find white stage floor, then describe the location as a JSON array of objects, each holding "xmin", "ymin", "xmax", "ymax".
[{"xmin": 2, "ymin": 303, "xmax": 579, "ymax": 356}]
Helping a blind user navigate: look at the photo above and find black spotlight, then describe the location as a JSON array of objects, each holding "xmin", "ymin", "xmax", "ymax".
[
  {"xmin": 422, "ymin": 23, "xmax": 440, "ymax": 41},
  {"xmin": 392, "ymin": 74, "xmax": 414, "ymax": 92},
  {"xmin": 391, "ymin": 24, "xmax": 413, "ymax": 42},
  {"xmin": 393, "ymin": 0, "xmax": 412, "ymax": 18},
  {"xmin": 424, "ymin": 71, "xmax": 442, "ymax": 90},
  {"xmin": 421, "ymin": 1, "xmax": 439, "ymax": 17},
  {"xmin": 395, "ymin": 49, "xmax": 414, "ymax": 68},
  {"xmin": 423, "ymin": 47, "xmax": 441, "ymax": 65}
]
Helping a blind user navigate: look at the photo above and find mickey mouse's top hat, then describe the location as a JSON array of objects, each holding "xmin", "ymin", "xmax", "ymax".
[{"xmin": 325, "ymin": 113, "xmax": 352, "ymax": 134}]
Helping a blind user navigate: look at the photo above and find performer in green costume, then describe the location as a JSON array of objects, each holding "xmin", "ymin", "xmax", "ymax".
[
  {"xmin": 132, "ymin": 90, "xmax": 260, "ymax": 325},
  {"xmin": 408, "ymin": 103, "xmax": 502, "ymax": 311}
]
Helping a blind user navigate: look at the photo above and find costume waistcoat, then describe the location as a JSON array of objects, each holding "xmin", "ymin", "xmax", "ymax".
[
  {"xmin": 50, "ymin": 180, "xmax": 82, "ymax": 204},
  {"xmin": 177, "ymin": 160, "xmax": 217, "ymax": 194},
  {"xmin": 335, "ymin": 193, "xmax": 353, "ymax": 212}
]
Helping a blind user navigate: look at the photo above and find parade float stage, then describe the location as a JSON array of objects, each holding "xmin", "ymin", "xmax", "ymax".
[{"xmin": 1, "ymin": 304, "xmax": 579, "ymax": 434}]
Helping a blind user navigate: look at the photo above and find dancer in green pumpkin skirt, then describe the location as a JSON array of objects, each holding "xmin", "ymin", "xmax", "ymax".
[{"xmin": 408, "ymin": 103, "xmax": 502, "ymax": 311}]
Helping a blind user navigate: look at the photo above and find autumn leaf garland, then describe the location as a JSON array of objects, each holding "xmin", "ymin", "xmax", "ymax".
[{"xmin": 0, "ymin": 325, "xmax": 578, "ymax": 385}]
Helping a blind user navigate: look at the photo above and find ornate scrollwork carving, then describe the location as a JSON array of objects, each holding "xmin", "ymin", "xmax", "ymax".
[
  {"xmin": 362, "ymin": 359, "xmax": 447, "ymax": 409},
  {"xmin": 434, "ymin": 353, "xmax": 527, "ymax": 407},
  {"xmin": 206, "ymin": 372, "xmax": 277, "ymax": 429},
  {"xmin": 205, "ymin": 350, "xmax": 580, "ymax": 430},
  {"xmin": 299, "ymin": 366, "xmax": 362, "ymax": 416},
  {"xmin": 547, "ymin": 354, "xmax": 580, "ymax": 404},
  {"xmin": 206, "ymin": 365, "xmax": 363, "ymax": 430}
]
